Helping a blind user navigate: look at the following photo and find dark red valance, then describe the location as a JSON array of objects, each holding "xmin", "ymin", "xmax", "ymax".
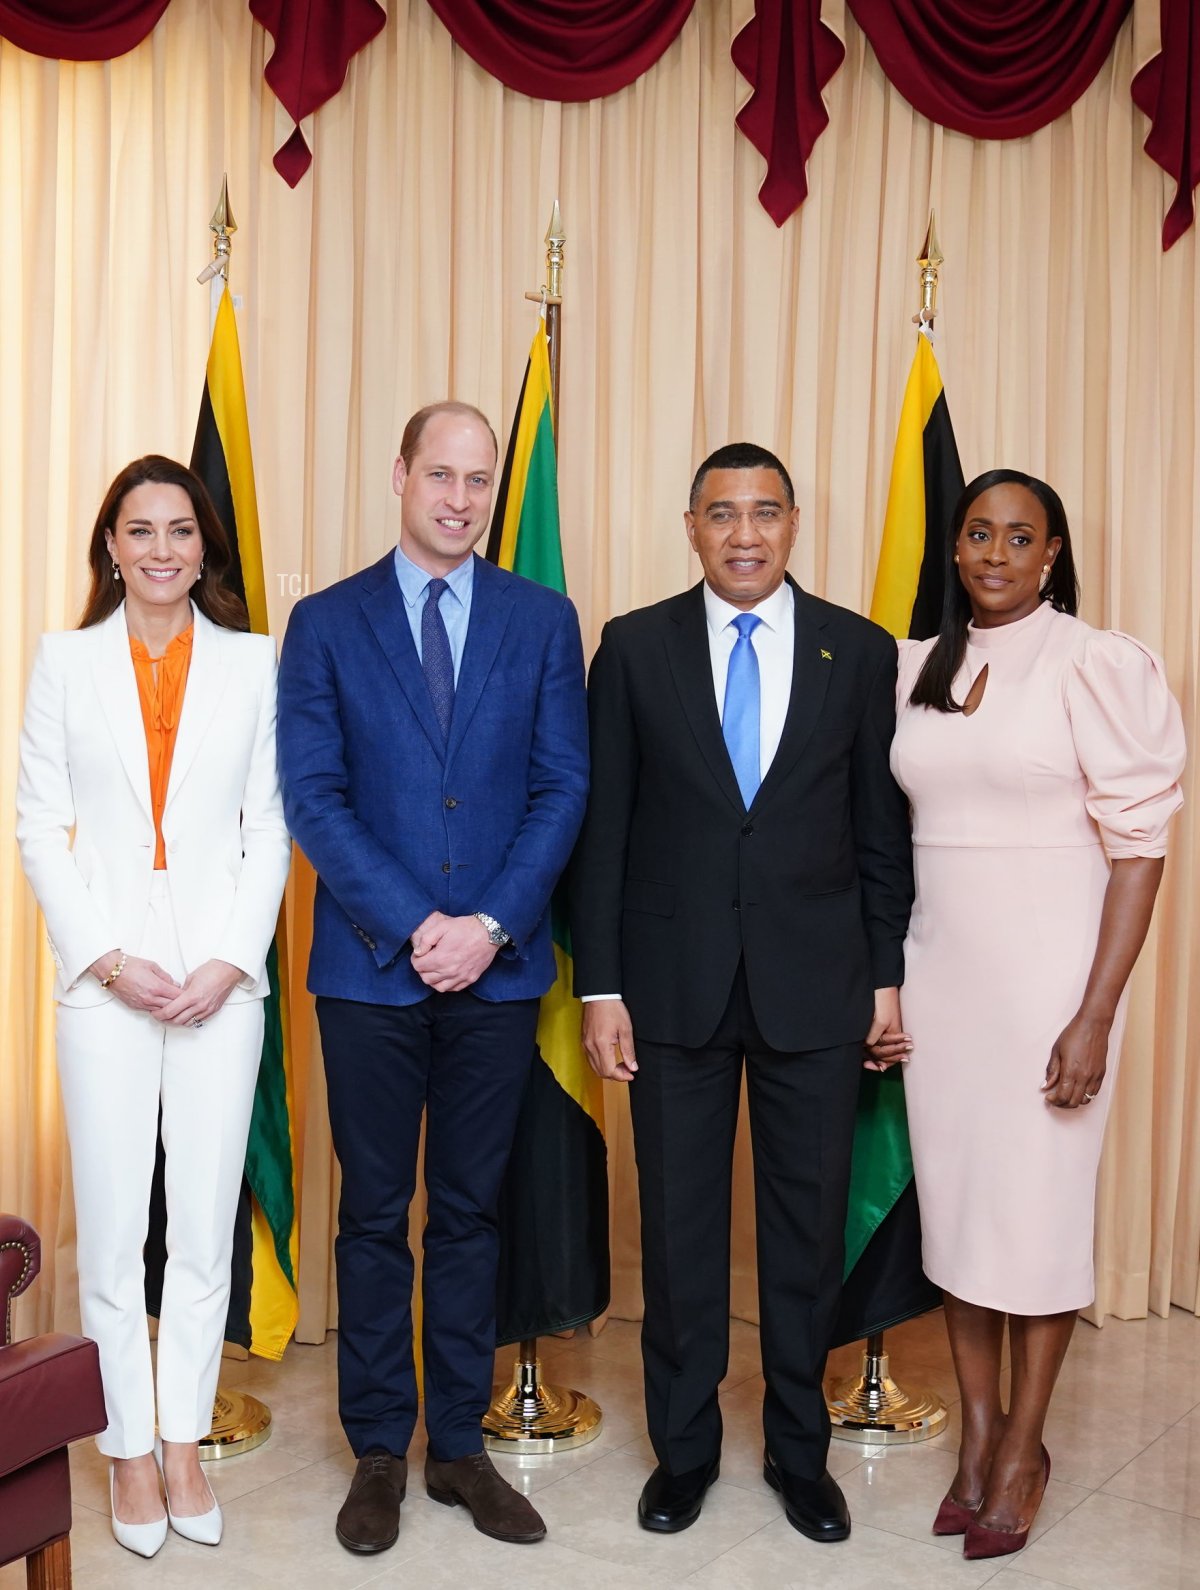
[
  {"xmin": 0, "ymin": 0, "xmax": 168, "ymax": 59},
  {"xmin": 425, "ymin": 0, "xmax": 695, "ymax": 102},
  {"xmin": 251, "ymin": 0, "xmax": 386, "ymax": 186},
  {"xmin": 845, "ymin": 0, "xmax": 1133, "ymax": 140},
  {"xmin": 732, "ymin": 0, "xmax": 844, "ymax": 228},
  {"xmin": 1133, "ymin": 0, "xmax": 1200, "ymax": 250}
]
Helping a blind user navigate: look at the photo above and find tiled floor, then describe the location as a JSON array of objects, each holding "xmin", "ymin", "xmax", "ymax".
[{"xmin": 7, "ymin": 1306, "xmax": 1200, "ymax": 1587}]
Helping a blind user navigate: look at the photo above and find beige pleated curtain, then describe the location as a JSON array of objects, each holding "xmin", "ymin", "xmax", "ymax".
[{"xmin": 1, "ymin": 0, "xmax": 1196, "ymax": 1348}]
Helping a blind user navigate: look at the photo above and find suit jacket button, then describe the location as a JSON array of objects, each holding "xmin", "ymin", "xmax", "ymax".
[
  {"xmin": 442, "ymin": 861, "xmax": 452, "ymax": 873},
  {"xmin": 445, "ymin": 796, "xmax": 458, "ymax": 808},
  {"xmin": 732, "ymin": 900, "xmax": 741, "ymax": 911},
  {"xmin": 740, "ymin": 823, "xmax": 754, "ymax": 837}
]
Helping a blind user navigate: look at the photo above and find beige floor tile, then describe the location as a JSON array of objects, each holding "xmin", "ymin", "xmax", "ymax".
[
  {"xmin": 219, "ymin": 1458, "xmax": 466, "ymax": 1585},
  {"xmin": 1019, "ymin": 1490, "xmax": 1200, "ymax": 1589},
  {"xmin": 1101, "ymin": 1405, "xmax": 1200, "ymax": 1518},
  {"xmin": 65, "ymin": 1426, "xmax": 316, "ymax": 1517},
  {"xmin": 924, "ymin": 1362, "xmax": 1173, "ymax": 1493},
  {"xmin": 368, "ymin": 1531, "xmax": 694, "ymax": 1588},
  {"xmin": 835, "ymin": 1442, "xmax": 1089, "ymax": 1556},
  {"xmin": 531, "ymin": 1448, "xmax": 778, "ymax": 1574},
  {"xmin": 686, "ymin": 1514, "xmax": 1004, "ymax": 1588}
]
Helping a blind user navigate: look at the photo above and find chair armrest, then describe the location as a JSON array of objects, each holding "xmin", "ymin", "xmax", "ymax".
[
  {"xmin": 0, "ymin": 1215, "xmax": 40, "ymax": 1346},
  {"xmin": 0, "ymin": 1334, "xmax": 106, "ymax": 1477}
]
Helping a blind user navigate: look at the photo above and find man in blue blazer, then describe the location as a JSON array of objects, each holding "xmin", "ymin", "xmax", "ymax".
[{"xmin": 277, "ymin": 402, "xmax": 588, "ymax": 1554}]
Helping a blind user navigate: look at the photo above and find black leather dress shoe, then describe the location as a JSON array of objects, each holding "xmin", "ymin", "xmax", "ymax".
[
  {"xmin": 637, "ymin": 1456, "xmax": 721, "ymax": 1532},
  {"xmin": 763, "ymin": 1452, "xmax": 850, "ymax": 1542}
]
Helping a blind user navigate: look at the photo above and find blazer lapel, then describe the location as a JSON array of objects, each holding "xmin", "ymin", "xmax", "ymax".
[
  {"xmin": 166, "ymin": 606, "xmax": 228, "ymax": 807},
  {"xmin": 446, "ymin": 557, "xmax": 515, "ymax": 765},
  {"xmin": 93, "ymin": 605, "xmax": 153, "ymax": 820},
  {"xmin": 361, "ymin": 555, "xmax": 447, "ymax": 758},
  {"xmin": 665, "ymin": 584, "xmax": 746, "ymax": 817},
  {"xmin": 751, "ymin": 581, "xmax": 833, "ymax": 811}
]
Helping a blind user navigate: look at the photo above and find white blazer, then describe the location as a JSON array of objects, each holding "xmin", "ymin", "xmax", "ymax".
[{"xmin": 17, "ymin": 603, "xmax": 292, "ymax": 1009}]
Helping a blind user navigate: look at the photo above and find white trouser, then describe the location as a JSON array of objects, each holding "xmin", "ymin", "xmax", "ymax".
[{"xmin": 56, "ymin": 874, "xmax": 264, "ymax": 1458}]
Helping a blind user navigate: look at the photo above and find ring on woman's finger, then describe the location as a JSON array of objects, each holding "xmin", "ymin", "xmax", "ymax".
[
  {"xmin": 1083, "ymin": 1091, "xmax": 1096, "ymax": 1102},
  {"xmin": 191, "ymin": 1018, "xmax": 204, "ymax": 1029}
]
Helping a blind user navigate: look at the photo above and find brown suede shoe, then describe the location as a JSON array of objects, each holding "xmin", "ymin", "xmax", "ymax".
[
  {"xmin": 425, "ymin": 1451, "xmax": 546, "ymax": 1543},
  {"xmin": 336, "ymin": 1453, "xmax": 408, "ymax": 1553}
]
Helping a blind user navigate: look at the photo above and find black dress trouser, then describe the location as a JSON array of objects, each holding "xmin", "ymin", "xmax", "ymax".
[{"xmin": 629, "ymin": 962, "xmax": 862, "ymax": 1480}]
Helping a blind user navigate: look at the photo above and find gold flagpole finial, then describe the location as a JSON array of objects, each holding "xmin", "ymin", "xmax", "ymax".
[
  {"xmin": 526, "ymin": 199, "xmax": 565, "ymax": 309},
  {"xmin": 545, "ymin": 199, "xmax": 564, "ymax": 302},
  {"xmin": 197, "ymin": 174, "xmax": 237, "ymax": 286},
  {"xmin": 915, "ymin": 209, "xmax": 942, "ymax": 329}
]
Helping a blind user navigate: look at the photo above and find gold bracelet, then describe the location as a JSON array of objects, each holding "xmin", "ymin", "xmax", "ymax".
[{"xmin": 99, "ymin": 952, "xmax": 127, "ymax": 989}]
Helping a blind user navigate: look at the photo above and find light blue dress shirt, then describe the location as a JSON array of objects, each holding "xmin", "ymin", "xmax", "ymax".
[{"xmin": 393, "ymin": 544, "xmax": 474, "ymax": 685}]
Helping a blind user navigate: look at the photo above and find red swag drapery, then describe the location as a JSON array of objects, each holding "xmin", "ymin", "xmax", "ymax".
[
  {"xmin": 731, "ymin": 0, "xmax": 844, "ymax": 228},
  {"xmin": 0, "ymin": 1, "xmax": 385, "ymax": 185},
  {"xmin": 250, "ymin": 0, "xmax": 386, "ymax": 186},
  {"xmin": 846, "ymin": 0, "xmax": 1133, "ymax": 139},
  {"xmin": 1133, "ymin": 0, "xmax": 1200, "ymax": 250},
  {"xmin": 734, "ymin": 0, "xmax": 1195, "ymax": 247},
  {"xmin": 0, "ymin": 0, "xmax": 168, "ymax": 59},
  {"xmin": 425, "ymin": 0, "xmax": 695, "ymax": 101}
]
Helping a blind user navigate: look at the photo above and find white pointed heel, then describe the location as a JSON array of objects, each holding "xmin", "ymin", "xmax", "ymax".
[
  {"xmin": 154, "ymin": 1434, "xmax": 224, "ymax": 1545},
  {"xmin": 109, "ymin": 1463, "xmax": 167, "ymax": 1558}
]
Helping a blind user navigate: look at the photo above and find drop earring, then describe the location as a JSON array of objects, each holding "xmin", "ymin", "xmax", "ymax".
[
  {"xmin": 197, "ymin": 560, "xmax": 205, "ymax": 579},
  {"xmin": 1039, "ymin": 562, "xmax": 1051, "ymax": 593},
  {"xmin": 112, "ymin": 562, "xmax": 121, "ymax": 581}
]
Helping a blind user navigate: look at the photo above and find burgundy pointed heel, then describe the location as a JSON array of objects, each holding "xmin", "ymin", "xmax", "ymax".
[
  {"xmin": 931, "ymin": 1491, "xmax": 979, "ymax": 1536},
  {"xmin": 963, "ymin": 1445, "xmax": 1051, "ymax": 1561}
]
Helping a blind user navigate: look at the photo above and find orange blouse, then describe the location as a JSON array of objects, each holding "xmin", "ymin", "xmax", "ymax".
[{"xmin": 129, "ymin": 626, "xmax": 194, "ymax": 869}]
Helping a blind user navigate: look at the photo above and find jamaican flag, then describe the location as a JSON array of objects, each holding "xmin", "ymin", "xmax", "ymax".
[
  {"xmin": 488, "ymin": 320, "xmax": 610, "ymax": 1341},
  {"xmin": 145, "ymin": 286, "xmax": 299, "ymax": 1362},
  {"xmin": 832, "ymin": 327, "xmax": 960, "ymax": 1344}
]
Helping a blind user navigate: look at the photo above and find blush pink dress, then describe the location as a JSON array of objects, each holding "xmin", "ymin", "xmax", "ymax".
[{"xmin": 892, "ymin": 600, "xmax": 1185, "ymax": 1314}]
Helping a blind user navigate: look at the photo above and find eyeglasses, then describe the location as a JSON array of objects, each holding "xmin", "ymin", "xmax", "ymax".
[{"xmin": 701, "ymin": 507, "xmax": 789, "ymax": 528}]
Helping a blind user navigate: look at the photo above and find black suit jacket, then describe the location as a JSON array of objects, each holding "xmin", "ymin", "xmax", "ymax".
[{"xmin": 570, "ymin": 577, "xmax": 914, "ymax": 1052}]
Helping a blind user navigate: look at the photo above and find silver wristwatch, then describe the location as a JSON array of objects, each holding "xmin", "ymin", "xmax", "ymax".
[{"xmin": 473, "ymin": 911, "xmax": 511, "ymax": 947}]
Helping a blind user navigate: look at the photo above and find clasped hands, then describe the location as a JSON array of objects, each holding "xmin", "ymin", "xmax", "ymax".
[
  {"xmin": 410, "ymin": 910, "xmax": 498, "ymax": 992},
  {"xmin": 88, "ymin": 952, "xmax": 243, "ymax": 1026}
]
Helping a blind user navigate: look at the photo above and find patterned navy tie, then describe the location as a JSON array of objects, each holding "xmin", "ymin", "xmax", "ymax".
[
  {"xmin": 422, "ymin": 577, "xmax": 454, "ymax": 741},
  {"xmin": 723, "ymin": 612, "xmax": 762, "ymax": 808}
]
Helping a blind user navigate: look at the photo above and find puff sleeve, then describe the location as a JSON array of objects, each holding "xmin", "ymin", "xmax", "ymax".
[{"xmin": 1065, "ymin": 630, "xmax": 1186, "ymax": 859}]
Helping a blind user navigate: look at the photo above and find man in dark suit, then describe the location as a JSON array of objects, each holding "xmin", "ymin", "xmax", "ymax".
[
  {"xmin": 277, "ymin": 402, "xmax": 588, "ymax": 1554},
  {"xmin": 570, "ymin": 442, "xmax": 913, "ymax": 1543}
]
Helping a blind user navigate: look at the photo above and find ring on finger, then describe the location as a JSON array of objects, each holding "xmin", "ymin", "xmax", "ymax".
[
  {"xmin": 1083, "ymin": 1090, "xmax": 1096, "ymax": 1102},
  {"xmin": 192, "ymin": 1018, "xmax": 204, "ymax": 1029}
]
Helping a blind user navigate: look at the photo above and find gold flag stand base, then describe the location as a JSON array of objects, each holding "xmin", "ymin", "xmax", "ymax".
[
  {"xmin": 198, "ymin": 1386, "xmax": 272, "ymax": 1461},
  {"xmin": 826, "ymin": 1332, "xmax": 947, "ymax": 1445},
  {"xmin": 483, "ymin": 1338, "xmax": 603, "ymax": 1455}
]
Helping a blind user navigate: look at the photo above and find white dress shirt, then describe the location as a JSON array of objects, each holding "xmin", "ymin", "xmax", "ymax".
[
  {"xmin": 583, "ymin": 579, "xmax": 795, "ymax": 1002},
  {"xmin": 703, "ymin": 579, "xmax": 794, "ymax": 782}
]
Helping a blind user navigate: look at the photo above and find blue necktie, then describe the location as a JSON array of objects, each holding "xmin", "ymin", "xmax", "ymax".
[
  {"xmin": 723, "ymin": 612, "xmax": 762, "ymax": 808},
  {"xmin": 422, "ymin": 577, "xmax": 454, "ymax": 741}
]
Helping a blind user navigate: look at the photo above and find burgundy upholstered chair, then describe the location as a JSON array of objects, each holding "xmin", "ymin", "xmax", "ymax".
[{"xmin": 0, "ymin": 1214, "xmax": 106, "ymax": 1589}]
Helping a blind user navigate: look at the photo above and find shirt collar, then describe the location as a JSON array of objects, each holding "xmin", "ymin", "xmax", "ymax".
[
  {"xmin": 394, "ymin": 544, "xmax": 475, "ymax": 610},
  {"xmin": 703, "ymin": 578, "xmax": 793, "ymax": 639}
]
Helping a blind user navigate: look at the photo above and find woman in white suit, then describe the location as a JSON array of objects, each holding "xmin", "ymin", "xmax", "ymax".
[{"xmin": 17, "ymin": 456, "xmax": 291, "ymax": 1558}]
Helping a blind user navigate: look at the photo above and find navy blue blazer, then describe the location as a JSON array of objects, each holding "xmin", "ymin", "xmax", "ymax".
[{"xmin": 277, "ymin": 551, "xmax": 589, "ymax": 1005}]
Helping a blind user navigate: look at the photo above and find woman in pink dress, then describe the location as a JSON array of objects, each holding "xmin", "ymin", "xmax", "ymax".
[{"xmin": 869, "ymin": 469, "xmax": 1185, "ymax": 1561}]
